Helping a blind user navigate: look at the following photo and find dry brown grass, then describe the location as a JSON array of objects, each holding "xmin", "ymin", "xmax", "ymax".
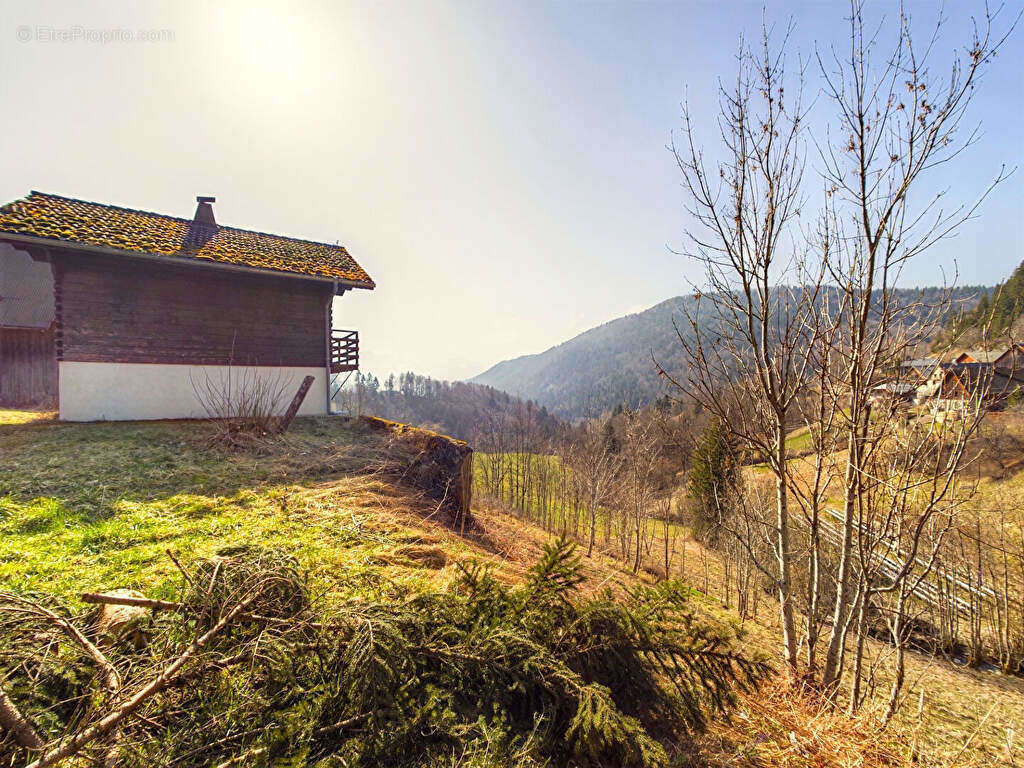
[
  {"xmin": 692, "ymin": 676, "xmax": 907, "ymax": 768},
  {"xmin": 663, "ymin": 518, "xmax": 1024, "ymax": 767}
]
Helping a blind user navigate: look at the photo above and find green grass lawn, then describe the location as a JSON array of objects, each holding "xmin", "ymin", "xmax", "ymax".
[
  {"xmin": 0, "ymin": 415, "xmax": 485, "ymax": 602},
  {"xmin": 784, "ymin": 425, "xmax": 814, "ymax": 454}
]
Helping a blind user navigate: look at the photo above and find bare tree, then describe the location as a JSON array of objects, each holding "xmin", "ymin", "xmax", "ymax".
[
  {"xmin": 665, "ymin": 22, "xmax": 820, "ymax": 673},
  {"xmin": 191, "ymin": 364, "xmax": 291, "ymax": 441},
  {"xmin": 815, "ymin": 0, "xmax": 1015, "ymax": 692},
  {"xmin": 791, "ymin": 334, "xmax": 845, "ymax": 674},
  {"xmin": 565, "ymin": 421, "xmax": 623, "ymax": 556},
  {"xmin": 619, "ymin": 409, "xmax": 662, "ymax": 573}
]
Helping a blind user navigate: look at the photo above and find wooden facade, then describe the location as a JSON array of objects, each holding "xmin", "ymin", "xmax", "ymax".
[
  {"xmin": 0, "ymin": 244, "xmax": 57, "ymax": 407},
  {"xmin": 0, "ymin": 325, "xmax": 56, "ymax": 407},
  {"xmin": 54, "ymin": 251, "xmax": 333, "ymax": 368}
]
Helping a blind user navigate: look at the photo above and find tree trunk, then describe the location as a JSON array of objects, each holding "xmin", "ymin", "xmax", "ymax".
[
  {"xmin": 883, "ymin": 594, "xmax": 908, "ymax": 726},
  {"xmin": 587, "ymin": 498, "xmax": 597, "ymax": 556},
  {"xmin": 775, "ymin": 429, "xmax": 799, "ymax": 674},
  {"xmin": 823, "ymin": 413, "xmax": 866, "ymax": 689}
]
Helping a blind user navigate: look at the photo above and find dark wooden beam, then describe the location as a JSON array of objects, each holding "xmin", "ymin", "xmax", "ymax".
[{"xmin": 277, "ymin": 375, "xmax": 315, "ymax": 433}]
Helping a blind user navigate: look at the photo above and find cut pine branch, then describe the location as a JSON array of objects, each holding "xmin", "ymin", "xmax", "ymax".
[
  {"xmin": 25, "ymin": 592, "xmax": 260, "ymax": 768},
  {"xmin": 1, "ymin": 593, "xmax": 121, "ymax": 693}
]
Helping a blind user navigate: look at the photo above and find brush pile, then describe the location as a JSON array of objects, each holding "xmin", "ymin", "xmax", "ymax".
[{"xmin": 1, "ymin": 540, "xmax": 768, "ymax": 768}]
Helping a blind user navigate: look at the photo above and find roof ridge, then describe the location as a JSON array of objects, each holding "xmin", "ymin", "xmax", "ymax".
[
  {"xmin": 26, "ymin": 191, "xmax": 353, "ymax": 255},
  {"xmin": 28, "ymin": 190, "xmax": 194, "ymax": 225}
]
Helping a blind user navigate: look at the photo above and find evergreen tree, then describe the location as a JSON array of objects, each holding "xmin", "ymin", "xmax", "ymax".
[
  {"xmin": 687, "ymin": 417, "xmax": 739, "ymax": 542},
  {"xmin": 601, "ymin": 419, "xmax": 620, "ymax": 454},
  {"xmin": 974, "ymin": 291, "xmax": 991, "ymax": 328}
]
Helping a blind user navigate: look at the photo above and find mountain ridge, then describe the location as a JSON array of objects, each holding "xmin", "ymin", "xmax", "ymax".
[
  {"xmin": 470, "ymin": 287, "xmax": 990, "ymax": 419},
  {"xmin": 470, "ymin": 295, "xmax": 701, "ymax": 418}
]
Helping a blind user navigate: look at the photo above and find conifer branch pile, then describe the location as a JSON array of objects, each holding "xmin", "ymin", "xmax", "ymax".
[{"xmin": 1, "ymin": 541, "xmax": 768, "ymax": 767}]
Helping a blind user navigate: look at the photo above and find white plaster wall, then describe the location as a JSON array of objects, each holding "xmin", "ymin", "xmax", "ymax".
[{"xmin": 59, "ymin": 362, "xmax": 327, "ymax": 422}]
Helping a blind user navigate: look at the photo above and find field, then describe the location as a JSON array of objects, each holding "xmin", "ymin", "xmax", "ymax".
[
  {"xmin": 0, "ymin": 416, "xmax": 588, "ymax": 604},
  {"xmin": 474, "ymin": 451, "xmax": 690, "ymax": 560}
]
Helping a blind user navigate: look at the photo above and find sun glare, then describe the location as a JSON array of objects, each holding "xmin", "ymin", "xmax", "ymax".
[{"xmin": 216, "ymin": 3, "xmax": 320, "ymax": 106}]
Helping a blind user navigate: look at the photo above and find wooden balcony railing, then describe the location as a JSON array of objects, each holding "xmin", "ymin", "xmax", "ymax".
[{"xmin": 331, "ymin": 329, "xmax": 359, "ymax": 373}]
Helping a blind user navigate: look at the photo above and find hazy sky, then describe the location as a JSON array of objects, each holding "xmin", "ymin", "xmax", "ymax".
[{"xmin": 1, "ymin": 1, "xmax": 1021, "ymax": 380}]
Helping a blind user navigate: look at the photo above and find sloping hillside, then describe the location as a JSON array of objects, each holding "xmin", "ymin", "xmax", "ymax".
[
  {"xmin": 0, "ymin": 411, "xmax": 765, "ymax": 768},
  {"xmin": 939, "ymin": 260, "xmax": 1024, "ymax": 348},
  {"xmin": 2, "ymin": 411, "xmax": 1020, "ymax": 767},
  {"xmin": 471, "ymin": 295, "xmax": 703, "ymax": 418},
  {"xmin": 472, "ymin": 286, "xmax": 990, "ymax": 419}
]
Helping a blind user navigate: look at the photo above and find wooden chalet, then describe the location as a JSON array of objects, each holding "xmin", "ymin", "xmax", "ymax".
[
  {"xmin": 994, "ymin": 342, "xmax": 1024, "ymax": 374},
  {"xmin": 0, "ymin": 192, "xmax": 374, "ymax": 420},
  {"xmin": 900, "ymin": 358, "xmax": 941, "ymax": 382},
  {"xmin": 898, "ymin": 357, "xmax": 944, "ymax": 401},
  {"xmin": 933, "ymin": 362, "xmax": 1024, "ymax": 412},
  {"xmin": 869, "ymin": 381, "xmax": 917, "ymax": 406}
]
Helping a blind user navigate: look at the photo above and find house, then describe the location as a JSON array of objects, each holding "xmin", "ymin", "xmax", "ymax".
[
  {"xmin": 932, "ymin": 362, "xmax": 1024, "ymax": 414},
  {"xmin": 900, "ymin": 358, "xmax": 940, "ymax": 381},
  {"xmin": 899, "ymin": 358, "xmax": 944, "ymax": 401},
  {"xmin": 994, "ymin": 342, "xmax": 1024, "ymax": 374},
  {"xmin": 869, "ymin": 381, "xmax": 917, "ymax": 409},
  {"xmin": 0, "ymin": 192, "xmax": 374, "ymax": 421},
  {"xmin": 954, "ymin": 349, "xmax": 1002, "ymax": 364}
]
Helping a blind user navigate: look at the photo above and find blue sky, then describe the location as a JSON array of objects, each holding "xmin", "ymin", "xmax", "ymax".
[{"xmin": 1, "ymin": 0, "xmax": 1021, "ymax": 380}]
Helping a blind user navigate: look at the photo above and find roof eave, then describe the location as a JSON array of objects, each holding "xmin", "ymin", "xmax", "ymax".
[
  {"xmin": 0, "ymin": 231, "xmax": 374, "ymax": 290},
  {"xmin": 342, "ymin": 279, "xmax": 375, "ymax": 293}
]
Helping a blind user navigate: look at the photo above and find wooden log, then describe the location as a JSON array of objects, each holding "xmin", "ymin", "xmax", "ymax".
[
  {"xmin": 276, "ymin": 375, "xmax": 315, "ymax": 433},
  {"xmin": 80, "ymin": 592, "xmax": 339, "ymax": 631},
  {"xmin": 92, "ymin": 589, "xmax": 152, "ymax": 649},
  {"xmin": 82, "ymin": 593, "xmax": 180, "ymax": 611}
]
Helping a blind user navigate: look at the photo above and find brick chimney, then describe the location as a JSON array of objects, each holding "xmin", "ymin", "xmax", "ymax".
[{"xmin": 193, "ymin": 196, "xmax": 216, "ymax": 227}]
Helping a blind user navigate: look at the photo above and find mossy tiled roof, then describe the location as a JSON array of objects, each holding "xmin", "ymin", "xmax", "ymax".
[{"xmin": 0, "ymin": 192, "xmax": 374, "ymax": 288}]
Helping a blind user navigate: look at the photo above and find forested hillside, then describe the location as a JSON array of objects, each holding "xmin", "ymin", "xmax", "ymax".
[
  {"xmin": 339, "ymin": 371, "xmax": 562, "ymax": 442},
  {"xmin": 471, "ymin": 286, "xmax": 988, "ymax": 419},
  {"xmin": 938, "ymin": 260, "xmax": 1024, "ymax": 347},
  {"xmin": 471, "ymin": 296, "xmax": 703, "ymax": 419}
]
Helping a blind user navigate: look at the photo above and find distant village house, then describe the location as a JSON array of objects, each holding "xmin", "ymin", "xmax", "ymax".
[
  {"xmin": 0, "ymin": 192, "xmax": 374, "ymax": 420},
  {"xmin": 888, "ymin": 344, "xmax": 1024, "ymax": 413}
]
